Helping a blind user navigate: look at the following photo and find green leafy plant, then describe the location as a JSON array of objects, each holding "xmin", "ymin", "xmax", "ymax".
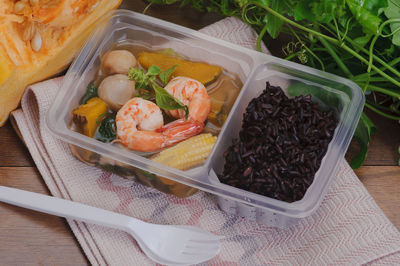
[
  {"xmin": 96, "ymin": 111, "xmax": 117, "ymax": 143},
  {"xmin": 128, "ymin": 65, "xmax": 189, "ymax": 119},
  {"xmin": 146, "ymin": 0, "xmax": 400, "ymax": 168},
  {"xmin": 79, "ymin": 83, "xmax": 97, "ymax": 104}
]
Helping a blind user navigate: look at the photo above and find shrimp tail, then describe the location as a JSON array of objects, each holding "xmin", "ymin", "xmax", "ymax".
[{"xmin": 158, "ymin": 119, "xmax": 204, "ymax": 147}]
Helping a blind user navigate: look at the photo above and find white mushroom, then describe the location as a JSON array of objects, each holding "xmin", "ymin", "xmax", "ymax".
[
  {"xmin": 101, "ymin": 50, "xmax": 137, "ymax": 75},
  {"xmin": 98, "ymin": 74, "xmax": 136, "ymax": 111}
]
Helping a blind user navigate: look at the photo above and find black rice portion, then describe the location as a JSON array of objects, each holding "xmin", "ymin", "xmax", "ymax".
[{"xmin": 219, "ymin": 82, "xmax": 338, "ymax": 203}]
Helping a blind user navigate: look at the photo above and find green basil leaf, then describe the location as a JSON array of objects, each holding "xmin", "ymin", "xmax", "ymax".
[
  {"xmin": 311, "ymin": 0, "xmax": 337, "ymax": 24},
  {"xmin": 353, "ymin": 34, "xmax": 373, "ymax": 48},
  {"xmin": 79, "ymin": 83, "xmax": 97, "ymax": 104},
  {"xmin": 221, "ymin": 0, "xmax": 236, "ymax": 16},
  {"xmin": 147, "ymin": 65, "xmax": 161, "ymax": 76},
  {"xmin": 159, "ymin": 65, "xmax": 177, "ymax": 86},
  {"xmin": 294, "ymin": 1, "xmax": 314, "ymax": 21},
  {"xmin": 384, "ymin": 0, "xmax": 400, "ymax": 46},
  {"xmin": 152, "ymin": 82, "xmax": 189, "ymax": 119},
  {"xmin": 96, "ymin": 112, "xmax": 117, "ymax": 143},
  {"xmin": 345, "ymin": 0, "xmax": 382, "ymax": 35},
  {"xmin": 355, "ymin": 0, "xmax": 388, "ymax": 15},
  {"xmin": 263, "ymin": 0, "xmax": 285, "ymax": 39},
  {"xmin": 138, "ymin": 92, "xmax": 154, "ymax": 100},
  {"xmin": 350, "ymin": 112, "xmax": 376, "ymax": 169},
  {"xmin": 128, "ymin": 67, "xmax": 149, "ymax": 89},
  {"xmin": 97, "ymin": 163, "xmax": 137, "ymax": 177},
  {"xmin": 136, "ymin": 169, "xmax": 157, "ymax": 181}
]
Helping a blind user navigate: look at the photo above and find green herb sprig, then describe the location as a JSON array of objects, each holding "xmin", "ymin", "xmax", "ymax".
[
  {"xmin": 128, "ymin": 65, "xmax": 189, "ymax": 119},
  {"xmin": 96, "ymin": 112, "xmax": 117, "ymax": 143},
  {"xmin": 79, "ymin": 83, "xmax": 97, "ymax": 104}
]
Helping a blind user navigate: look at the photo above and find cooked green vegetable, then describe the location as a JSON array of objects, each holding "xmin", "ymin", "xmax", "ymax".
[
  {"xmin": 79, "ymin": 83, "xmax": 98, "ymax": 104},
  {"xmin": 159, "ymin": 64, "xmax": 177, "ymax": 85},
  {"xmin": 96, "ymin": 112, "xmax": 117, "ymax": 143},
  {"xmin": 138, "ymin": 52, "xmax": 222, "ymax": 84},
  {"xmin": 146, "ymin": 0, "xmax": 400, "ymax": 168},
  {"xmin": 128, "ymin": 65, "xmax": 189, "ymax": 119}
]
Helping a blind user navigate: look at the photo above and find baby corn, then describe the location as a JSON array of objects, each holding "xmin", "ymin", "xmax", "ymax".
[{"xmin": 151, "ymin": 133, "xmax": 217, "ymax": 170}]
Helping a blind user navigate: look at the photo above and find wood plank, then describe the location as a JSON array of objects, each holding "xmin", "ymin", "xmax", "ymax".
[
  {"xmin": 0, "ymin": 167, "xmax": 89, "ymax": 265},
  {"xmin": 346, "ymin": 110, "xmax": 400, "ymax": 166},
  {"xmin": 0, "ymin": 166, "xmax": 399, "ymax": 265},
  {"xmin": 0, "ymin": 121, "xmax": 34, "ymax": 167},
  {"xmin": 355, "ymin": 166, "xmax": 400, "ymax": 230},
  {"xmin": 0, "ymin": 1, "xmax": 399, "ymax": 265},
  {"xmin": 364, "ymin": 110, "xmax": 400, "ymax": 165},
  {"xmin": 119, "ymin": 1, "xmax": 222, "ymax": 30}
]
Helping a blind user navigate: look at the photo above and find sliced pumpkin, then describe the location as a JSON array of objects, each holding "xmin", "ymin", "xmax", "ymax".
[
  {"xmin": 0, "ymin": 0, "xmax": 122, "ymax": 126},
  {"xmin": 138, "ymin": 52, "xmax": 222, "ymax": 85},
  {"xmin": 72, "ymin": 97, "xmax": 107, "ymax": 138}
]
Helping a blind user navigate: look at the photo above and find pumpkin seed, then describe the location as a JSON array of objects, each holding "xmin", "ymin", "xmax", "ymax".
[
  {"xmin": 31, "ymin": 31, "xmax": 42, "ymax": 52},
  {"xmin": 23, "ymin": 22, "xmax": 36, "ymax": 42},
  {"xmin": 14, "ymin": 1, "xmax": 28, "ymax": 13},
  {"xmin": 29, "ymin": 0, "xmax": 39, "ymax": 6}
]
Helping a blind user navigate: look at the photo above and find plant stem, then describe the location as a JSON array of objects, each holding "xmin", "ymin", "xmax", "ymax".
[
  {"xmin": 284, "ymin": 52, "xmax": 299, "ymax": 61},
  {"xmin": 353, "ymin": 77, "xmax": 399, "ymax": 82},
  {"xmin": 332, "ymin": 45, "xmax": 400, "ymax": 87},
  {"xmin": 352, "ymin": 57, "xmax": 400, "ymax": 81},
  {"xmin": 287, "ymin": 25, "xmax": 325, "ymax": 70},
  {"xmin": 245, "ymin": 1, "xmax": 400, "ymax": 87},
  {"xmin": 257, "ymin": 23, "xmax": 269, "ymax": 52},
  {"xmin": 368, "ymin": 19, "xmax": 400, "ymax": 72},
  {"xmin": 365, "ymin": 103, "xmax": 400, "ymax": 120},
  {"xmin": 245, "ymin": 2, "xmax": 337, "ymax": 43},
  {"xmin": 367, "ymin": 101, "xmax": 400, "ymax": 115},
  {"xmin": 315, "ymin": 25, "xmax": 353, "ymax": 77},
  {"xmin": 327, "ymin": 24, "xmax": 400, "ymax": 80},
  {"xmin": 357, "ymin": 83, "xmax": 400, "ymax": 98},
  {"xmin": 312, "ymin": 48, "xmax": 330, "ymax": 52}
]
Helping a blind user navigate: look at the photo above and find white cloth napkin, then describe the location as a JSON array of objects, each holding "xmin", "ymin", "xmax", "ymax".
[{"xmin": 10, "ymin": 17, "xmax": 400, "ymax": 265}]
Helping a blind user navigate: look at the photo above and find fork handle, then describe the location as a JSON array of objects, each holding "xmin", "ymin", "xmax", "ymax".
[{"xmin": 0, "ymin": 186, "xmax": 145, "ymax": 231}]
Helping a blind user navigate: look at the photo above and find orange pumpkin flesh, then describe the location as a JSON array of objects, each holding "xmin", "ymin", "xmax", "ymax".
[{"xmin": 0, "ymin": 0, "xmax": 122, "ymax": 126}]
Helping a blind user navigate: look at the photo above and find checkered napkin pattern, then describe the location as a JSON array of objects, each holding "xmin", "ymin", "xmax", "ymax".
[{"xmin": 10, "ymin": 17, "xmax": 400, "ymax": 265}]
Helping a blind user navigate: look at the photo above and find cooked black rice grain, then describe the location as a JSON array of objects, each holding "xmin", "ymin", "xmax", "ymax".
[{"xmin": 219, "ymin": 82, "xmax": 338, "ymax": 203}]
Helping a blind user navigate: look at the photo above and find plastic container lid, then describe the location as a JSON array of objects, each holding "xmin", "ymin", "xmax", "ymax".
[{"xmin": 47, "ymin": 10, "xmax": 364, "ymax": 220}]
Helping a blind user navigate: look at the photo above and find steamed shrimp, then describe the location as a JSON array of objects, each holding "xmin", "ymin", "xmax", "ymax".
[
  {"xmin": 158, "ymin": 76, "xmax": 211, "ymax": 133},
  {"xmin": 116, "ymin": 97, "xmax": 202, "ymax": 152},
  {"xmin": 164, "ymin": 76, "xmax": 211, "ymax": 122}
]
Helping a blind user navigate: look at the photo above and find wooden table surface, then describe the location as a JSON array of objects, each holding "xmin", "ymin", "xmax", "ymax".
[{"xmin": 1, "ymin": 1, "xmax": 399, "ymax": 265}]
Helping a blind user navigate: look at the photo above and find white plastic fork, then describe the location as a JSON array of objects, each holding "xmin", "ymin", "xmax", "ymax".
[{"xmin": 0, "ymin": 186, "xmax": 223, "ymax": 265}]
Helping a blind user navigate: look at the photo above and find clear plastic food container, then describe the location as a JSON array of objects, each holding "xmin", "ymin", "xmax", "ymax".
[{"xmin": 47, "ymin": 10, "xmax": 364, "ymax": 228}]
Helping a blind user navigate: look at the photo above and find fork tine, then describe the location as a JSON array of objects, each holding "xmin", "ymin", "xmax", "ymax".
[
  {"xmin": 170, "ymin": 249, "xmax": 219, "ymax": 265},
  {"xmin": 174, "ymin": 225, "xmax": 225, "ymax": 241},
  {"xmin": 188, "ymin": 238, "xmax": 223, "ymax": 244},
  {"xmin": 182, "ymin": 240, "xmax": 221, "ymax": 255},
  {"xmin": 185, "ymin": 241, "xmax": 220, "ymax": 248},
  {"xmin": 187, "ymin": 232, "xmax": 225, "ymax": 242},
  {"xmin": 185, "ymin": 241, "xmax": 220, "ymax": 247},
  {"xmin": 179, "ymin": 250, "xmax": 220, "ymax": 262},
  {"xmin": 184, "ymin": 244, "xmax": 220, "ymax": 252}
]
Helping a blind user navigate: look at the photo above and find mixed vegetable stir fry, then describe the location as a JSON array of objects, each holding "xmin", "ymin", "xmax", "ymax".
[{"xmin": 72, "ymin": 47, "xmax": 239, "ymax": 174}]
